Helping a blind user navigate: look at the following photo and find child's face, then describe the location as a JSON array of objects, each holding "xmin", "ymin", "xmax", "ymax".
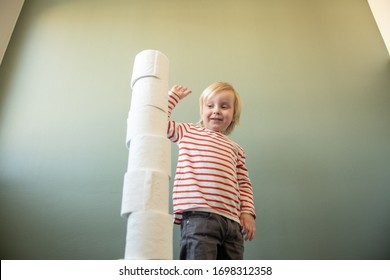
[{"xmin": 201, "ymin": 90, "xmax": 235, "ymax": 133}]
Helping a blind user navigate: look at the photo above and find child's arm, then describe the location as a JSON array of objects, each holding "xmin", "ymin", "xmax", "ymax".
[
  {"xmin": 167, "ymin": 85, "xmax": 192, "ymax": 143},
  {"xmin": 167, "ymin": 85, "xmax": 192, "ymax": 119},
  {"xmin": 237, "ymin": 148, "xmax": 256, "ymax": 241}
]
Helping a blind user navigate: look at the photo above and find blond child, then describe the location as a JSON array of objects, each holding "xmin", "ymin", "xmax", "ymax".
[{"xmin": 167, "ymin": 82, "xmax": 256, "ymax": 260}]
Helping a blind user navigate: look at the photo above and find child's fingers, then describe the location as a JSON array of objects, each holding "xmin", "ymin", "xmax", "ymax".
[
  {"xmin": 243, "ymin": 226, "xmax": 254, "ymax": 241},
  {"xmin": 240, "ymin": 217, "xmax": 256, "ymax": 241},
  {"xmin": 170, "ymin": 85, "xmax": 192, "ymax": 99}
]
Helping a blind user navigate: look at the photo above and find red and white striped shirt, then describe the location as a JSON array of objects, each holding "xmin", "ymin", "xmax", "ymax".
[{"xmin": 167, "ymin": 91, "xmax": 255, "ymax": 224}]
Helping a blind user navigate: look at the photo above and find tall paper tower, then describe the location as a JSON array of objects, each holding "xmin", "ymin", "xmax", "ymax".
[{"xmin": 121, "ymin": 50, "xmax": 172, "ymax": 259}]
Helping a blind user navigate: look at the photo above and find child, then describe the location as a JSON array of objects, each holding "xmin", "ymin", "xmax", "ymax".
[{"xmin": 167, "ymin": 82, "xmax": 256, "ymax": 260}]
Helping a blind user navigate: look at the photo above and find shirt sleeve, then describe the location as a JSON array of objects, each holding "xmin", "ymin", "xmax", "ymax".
[
  {"xmin": 237, "ymin": 147, "xmax": 256, "ymax": 218},
  {"xmin": 167, "ymin": 91, "xmax": 190, "ymax": 143}
]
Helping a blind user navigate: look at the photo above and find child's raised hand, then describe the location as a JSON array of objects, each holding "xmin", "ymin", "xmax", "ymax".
[{"xmin": 169, "ymin": 85, "xmax": 192, "ymax": 100}]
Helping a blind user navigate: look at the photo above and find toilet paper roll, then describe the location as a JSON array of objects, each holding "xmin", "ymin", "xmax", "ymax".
[
  {"xmin": 126, "ymin": 106, "xmax": 167, "ymax": 147},
  {"xmin": 124, "ymin": 210, "xmax": 173, "ymax": 259},
  {"xmin": 131, "ymin": 50, "xmax": 169, "ymax": 88},
  {"xmin": 127, "ymin": 135, "xmax": 171, "ymax": 176},
  {"xmin": 121, "ymin": 169, "xmax": 169, "ymax": 217},
  {"xmin": 130, "ymin": 77, "xmax": 168, "ymax": 112}
]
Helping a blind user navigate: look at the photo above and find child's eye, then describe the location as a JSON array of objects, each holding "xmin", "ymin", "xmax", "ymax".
[{"xmin": 207, "ymin": 104, "xmax": 213, "ymax": 108}]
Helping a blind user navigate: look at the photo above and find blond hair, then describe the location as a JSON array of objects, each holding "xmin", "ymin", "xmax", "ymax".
[{"xmin": 198, "ymin": 82, "xmax": 242, "ymax": 135}]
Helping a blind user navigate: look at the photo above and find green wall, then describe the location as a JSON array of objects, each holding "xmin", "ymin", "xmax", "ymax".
[{"xmin": 1, "ymin": 0, "xmax": 389, "ymax": 260}]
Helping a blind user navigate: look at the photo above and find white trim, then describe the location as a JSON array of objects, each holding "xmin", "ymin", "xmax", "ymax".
[
  {"xmin": 0, "ymin": 0, "xmax": 25, "ymax": 65},
  {"xmin": 368, "ymin": 0, "xmax": 390, "ymax": 56}
]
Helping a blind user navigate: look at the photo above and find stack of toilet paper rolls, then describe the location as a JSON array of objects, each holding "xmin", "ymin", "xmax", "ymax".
[{"xmin": 121, "ymin": 50, "xmax": 172, "ymax": 259}]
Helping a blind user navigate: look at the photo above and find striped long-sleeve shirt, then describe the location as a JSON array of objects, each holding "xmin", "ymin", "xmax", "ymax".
[{"xmin": 167, "ymin": 91, "xmax": 256, "ymax": 224}]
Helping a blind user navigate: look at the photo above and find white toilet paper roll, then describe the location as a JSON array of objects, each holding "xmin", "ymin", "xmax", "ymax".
[
  {"xmin": 121, "ymin": 169, "xmax": 169, "ymax": 217},
  {"xmin": 131, "ymin": 50, "xmax": 169, "ymax": 88},
  {"xmin": 130, "ymin": 77, "xmax": 168, "ymax": 112},
  {"xmin": 126, "ymin": 106, "xmax": 167, "ymax": 147},
  {"xmin": 125, "ymin": 210, "xmax": 173, "ymax": 259},
  {"xmin": 127, "ymin": 135, "xmax": 171, "ymax": 176}
]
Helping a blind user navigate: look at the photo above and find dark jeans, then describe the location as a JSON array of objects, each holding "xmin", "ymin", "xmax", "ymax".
[{"xmin": 180, "ymin": 211, "xmax": 244, "ymax": 260}]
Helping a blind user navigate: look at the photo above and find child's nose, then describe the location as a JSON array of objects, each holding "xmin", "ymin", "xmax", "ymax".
[{"xmin": 213, "ymin": 106, "xmax": 221, "ymax": 114}]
